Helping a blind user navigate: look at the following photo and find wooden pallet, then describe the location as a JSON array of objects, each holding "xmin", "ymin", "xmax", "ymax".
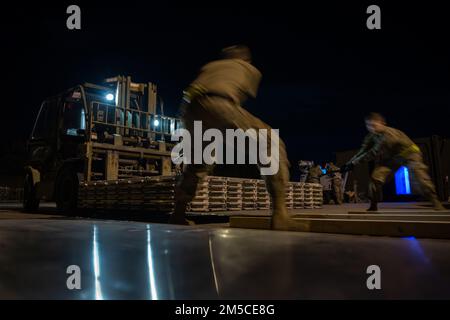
[{"xmin": 229, "ymin": 215, "xmax": 450, "ymax": 239}]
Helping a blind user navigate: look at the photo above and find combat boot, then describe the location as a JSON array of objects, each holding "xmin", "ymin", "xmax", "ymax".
[
  {"xmin": 271, "ymin": 211, "xmax": 310, "ymax": 232},
  {"xmin": 431, "ymin": 198, "xmax": 446, "ymax": 211},
  {"xmin": 169, "ymin": 200, "xmax": 195, "ymax": 225},
  {"xmin": 367, "ymin": 201, "xmax": 378, "ymax": 212},
  {"xmin": 271, "ymin": 197, "xmax": 310, "ymax": 232}
]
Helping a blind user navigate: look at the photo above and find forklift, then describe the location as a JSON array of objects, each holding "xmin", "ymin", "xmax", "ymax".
[{"xmin": 24, "ymin": 76, "xmax": 181, "ymax": 213}]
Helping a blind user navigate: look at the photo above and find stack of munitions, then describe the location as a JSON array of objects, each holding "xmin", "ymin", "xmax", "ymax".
[
  {"xmin": 292, "ymin": 182, "xmax": 305, "ymax": 209},
  {"xmin": 187, "ymin": 176, "xmax": 227, "ymax": 212},
  {"xmin": 79, "ymin": 181, "xmax": 110, "ymax": 209},
  {"xmin": 186, "ymin": 179, "xmax": 209, "ymax": 212},
  {"xmin": 141, "ymin": 176, "xmax": 177, "ymax": 212},
  {"xmin": 118, "ymin": 179, "xmax": 139, "ymax": 210},
  {"xmin": 242, "ymin": 179, "xmax": 258, "ymax": 210},
  {"xmin": 226, "ymin": 178, "xmax": 243, "ymax": 211},
  {"xmin": 302, "ymin": 182, "xmax": 323, "ymax": 209},
  {"xmin": 312, "ymin": 183, "xmax": 323, "ymax": 208},
  {"xmin": 285, "ymin": 182, "xmax": 294, "ymax": 209},
  {"xmin": 256, "ymin": 179, "xmax": 271, "ymax": 210},
  {"xmin": 105, "ymin": 181, "xmax": 119, "ymax": 210},
  {"xmin": 78, "ymin": 176, "xmax": 176, "ymax": 212},
  {"xmin": 303, "ymin": 183, "xmax": 315, "ymax": 208},
  {"xmin": 93, "ymin": 181, "xmax": 106, "ymax": 209},
  {"xmin": 78, "ymin": 175, "xmax": 323, "ymax": 213},
  {"xmin": 78, "ymin": 182, "xmax": 96, "ymax": 209},
  {"xmin": 207, "ymin": 176, "xmax": 227, "ymax": 211}
]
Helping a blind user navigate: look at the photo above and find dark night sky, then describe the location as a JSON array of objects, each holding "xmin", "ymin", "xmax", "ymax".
[{"xmin": 1, "ymin": 1, "xmax": 450, "ymax": 168}]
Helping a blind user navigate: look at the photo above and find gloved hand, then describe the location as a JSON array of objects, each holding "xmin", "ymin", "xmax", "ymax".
[
  {"xmin": 340, "ymin": 162, "xmax": 355, "ymax": 173},
  {"xmin": 183, "ymin": 84, "xmax": 207, "ymax": 104},
  {"xmin": 179, "ymin": 85, "xmax": 207, "ymax": 117}
]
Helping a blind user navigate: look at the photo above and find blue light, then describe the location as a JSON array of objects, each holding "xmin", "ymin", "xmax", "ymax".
[
  {"xmin": 395, "ymin": 166, "xmax": 411, "ymax": 195},
  {"xmin": 401, "ymin": 235, "xmax": 430, "ymax": 265},
  {"xmin": 81, "ymin": 108, "xmax": 86, "ymax": 130},
  {"xmin": 105, "ymin": 93, "xmax": 114, "ymax": 101}
]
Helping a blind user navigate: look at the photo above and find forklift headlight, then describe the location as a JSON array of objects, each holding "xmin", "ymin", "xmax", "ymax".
[{"xmin": 105, "ymin": 93, "xmax": 114, "ymax": 101}]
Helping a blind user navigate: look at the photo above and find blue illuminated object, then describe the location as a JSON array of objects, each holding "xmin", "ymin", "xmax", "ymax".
[{"xmin": 395, "ymin": 166, "xmax": 411, "ymax": 195}]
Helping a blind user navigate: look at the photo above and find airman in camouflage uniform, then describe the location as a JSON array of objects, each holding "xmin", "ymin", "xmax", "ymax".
[
  {"xmin": 306, "ymin": 164, "xmax": 323, "ymax": 184},
  {"xmin": 171, "ymin": 46, "xmax": 306, "ymax": 231},
  {"xmin": 342, "ymin": 113, "xmax": 445, "ymax": 211},
  {"xmin": 326, "ymin": 162, "xmax": 343, "ymax": 205}
]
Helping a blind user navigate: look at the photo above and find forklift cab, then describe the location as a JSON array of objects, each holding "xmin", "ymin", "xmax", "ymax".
[
  {"xmin": 29, "ymin": 88, "xmax": 87, "ymax": 166},
  {"xmin": 24, "ymin": 86, "xmax": 88, "ymax": 212},
  {"xmin": 58, "ymin": 89, "xmax": 87, "ymax": 158}
]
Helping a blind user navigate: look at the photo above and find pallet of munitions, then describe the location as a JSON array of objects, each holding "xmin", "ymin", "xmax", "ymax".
[
  {"xmin": 292, "ymin": 182, "xmax": 305, "ymax": 209},
  {"xmin": 312, "ymin": 183, "xmax": 323, "ymax": 208},
  {"xmin": 303, "ymin": 183, "xmax": 314, "ymax": 208},
  {"xmin": 185, "ymin": 178, "xmax": 323, "ymax": 213},
  {"xmin": 187, "ymin": 180, "xmax": 209, "ymax": 212},
  {"xmin": 256, "ymin": 179, "xmax": 271, "ymax": 210},
  {"xmin": 78, "ymin": 175, "xmax": 176, "ymax": 212},
  {"xmin": 303, "ymin": 183, "xmax": 323, "ymax": 209},
  {"xmin": 285, "ymin": 182, "xmax": 294, "ymax": 209},
  {"xmin": 226, "ymin": 178, "xmax": 243, "ymax": 211},
  {"xmin": 78, "ymin": 175, "xmax": 323, "ymax": 213},
  {"xmin": 78, "ymin": 180, "xmax": 103, "ymax": 209},
  {"xmin": 242, "ymin": 179, "xmax": 258, "ymax": 210},
  {"xmin": 187, "ymin": 176, "xmax": 227, "ymax": 212}
]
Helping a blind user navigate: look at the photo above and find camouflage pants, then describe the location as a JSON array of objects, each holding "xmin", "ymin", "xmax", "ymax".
[
  {"xmin": 332, "ymin": 178, "xmax": 343, "ymax": 204},
  {"xmin": 368, "ymin": 152, "xmax": 437, "ymax": 202},
  {"xmin": 176, "ymin": 95, "xmax": 290, "ymax": 210}
]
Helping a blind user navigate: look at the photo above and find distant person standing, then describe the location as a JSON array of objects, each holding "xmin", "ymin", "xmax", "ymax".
[
  {"xmin": 341, "ymin": 113, "xmax": 445, "ymax": 211},
  {"xmin": 306, "ymin": 164, "xmax": 323, "ymax": 184},
  {"xmin": 298, "ymin": 160, "xmax": 313, "ymax": 183},
  {"xmin": 326, "ymin": 162, "xmax": 343, "ymax": 205}
]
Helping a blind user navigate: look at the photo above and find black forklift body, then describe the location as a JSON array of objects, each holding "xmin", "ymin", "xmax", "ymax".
[{"xmin": 24, "ymin": 76, "xmax": 181, "ymax": 211}]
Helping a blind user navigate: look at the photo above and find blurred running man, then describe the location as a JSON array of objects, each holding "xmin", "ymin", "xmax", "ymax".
[
  {"xmin": 341, "ymin": 113, "xmax": 445, "ymax": 211},
  {"xmin": 171, "ymin": 45, "xmax": 308, "ymax": 231}
]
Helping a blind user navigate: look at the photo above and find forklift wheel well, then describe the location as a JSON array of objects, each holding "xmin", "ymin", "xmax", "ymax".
[{"xmin": 24, "ymin": 166, "xmax": 41, "ymax": 186}]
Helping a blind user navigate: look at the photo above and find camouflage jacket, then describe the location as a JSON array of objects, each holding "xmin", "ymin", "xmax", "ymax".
[
  {"xmin": 190, "ymin": 59, "xmax": 262, "ymax": 105},
  {"xmin": 307, "ymin": 165, "xmax": 323, "ymax": 183},
  {"xmin": 350, "ymin": 126, "xmax": 418, "ymax": 165}
]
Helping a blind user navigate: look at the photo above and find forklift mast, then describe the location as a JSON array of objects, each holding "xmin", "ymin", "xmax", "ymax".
[
  {"xmin": 81, "ymin": 75, "xmax": 179, "ymax": 142},
  {"xmin": 77, "ymin": 75, "xmax": 182, "ymax": 183}
]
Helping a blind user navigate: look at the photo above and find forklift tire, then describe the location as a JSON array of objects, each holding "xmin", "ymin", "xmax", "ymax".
[
  {"xmin": 55, "ymin": 167, "xmax": 79, "ymax": 214},
  {"xmin": 23, "ymin": 172, "xmax": 40, "ymax": 212}
]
